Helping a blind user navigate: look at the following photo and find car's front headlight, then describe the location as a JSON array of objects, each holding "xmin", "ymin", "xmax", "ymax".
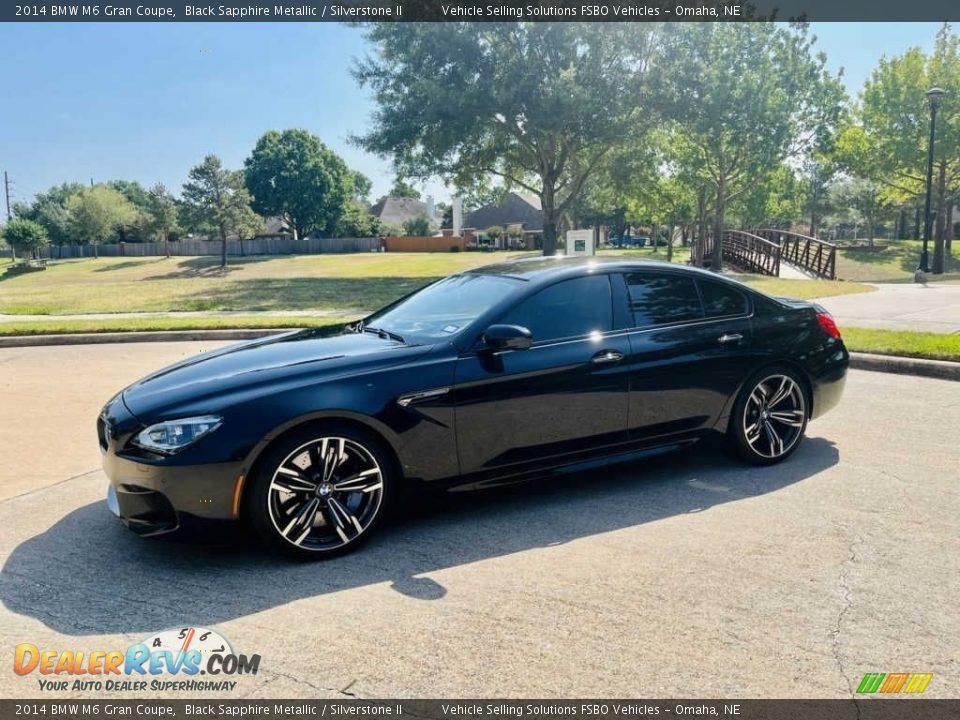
[{"xmin": 132, "ymin": 415, "xmax": 223, "ymax": 455}]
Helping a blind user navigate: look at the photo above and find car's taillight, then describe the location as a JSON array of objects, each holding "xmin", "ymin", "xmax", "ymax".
[{"xmin": 816, "ymin": 311, "xmax": 842, "ymax": 340}]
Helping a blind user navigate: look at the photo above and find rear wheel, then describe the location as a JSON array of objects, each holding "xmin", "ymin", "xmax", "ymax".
[
  {"xmin": 247, "ymin": 423, "xmax": 396, "ymax": 559},
  {"xmin": 729, "ymin": 367, "xmax": 808, "ymax": 465}
]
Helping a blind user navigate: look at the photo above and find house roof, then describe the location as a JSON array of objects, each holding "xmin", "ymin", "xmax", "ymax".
[
  {"xmin": 368, "ymin": 196, "xmax": 434, "ymax": 227},
  {"xmin": 465, "ymin": 192, "xmax": 543, "ymax": 231}
]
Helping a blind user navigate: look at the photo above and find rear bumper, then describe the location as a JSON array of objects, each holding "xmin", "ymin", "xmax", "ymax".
[{"xmin": 810, "ymin": 345, "xmax": 849, "ymax": 420}]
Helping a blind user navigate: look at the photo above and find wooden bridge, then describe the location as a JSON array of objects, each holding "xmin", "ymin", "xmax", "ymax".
[{"xmin": 697, "ymin": 229, "xmax": 837, "ymax": 280}]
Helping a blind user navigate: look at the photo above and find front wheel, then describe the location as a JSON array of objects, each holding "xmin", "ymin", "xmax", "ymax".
[
  {"xmin": 247, "ymin": 423, "xmax": 396, "ymax": 559},
  {"xmin": 729, "ymin": 367, "xmax": 809, "ymax": 466}
]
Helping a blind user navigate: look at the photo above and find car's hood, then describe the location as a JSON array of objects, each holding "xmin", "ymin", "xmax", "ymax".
[{"xmin": 121, "ymin": 329, "xmax": 431, "ymax": 420}]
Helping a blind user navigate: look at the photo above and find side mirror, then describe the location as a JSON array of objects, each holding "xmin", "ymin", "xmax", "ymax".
[{"xmin": 483, "ymin": 324, "xmax": 533, "ymax": 351}]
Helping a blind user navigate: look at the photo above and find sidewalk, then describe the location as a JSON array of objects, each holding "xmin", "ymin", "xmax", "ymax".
[{"xmin": 813, "ymin": 282, "xmax": 960, "ymax": 334}]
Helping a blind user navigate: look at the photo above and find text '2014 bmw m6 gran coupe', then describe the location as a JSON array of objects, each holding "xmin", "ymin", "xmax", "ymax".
[{"xmin": 99, "ymin": 256, "xmax": 848, "ymax": 558}]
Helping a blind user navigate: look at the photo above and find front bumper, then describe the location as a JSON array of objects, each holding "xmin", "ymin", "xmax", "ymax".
[
  {"xmin": 99, "ymin": 397, "xmax": 244, "ymax": 539},
  {"xmin": 103, "ymin": 450, "xmax": 245, "ymax": 538}
]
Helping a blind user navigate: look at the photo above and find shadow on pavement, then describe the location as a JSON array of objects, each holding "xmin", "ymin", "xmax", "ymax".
[{"xmin": 0, "ymin": 437, "xmax": 837, "ymax": 635}]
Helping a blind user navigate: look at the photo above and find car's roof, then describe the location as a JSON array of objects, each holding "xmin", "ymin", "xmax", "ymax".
[{"xmin": 465, "ymin": 254, "xmax": 737, "ymax": 285}]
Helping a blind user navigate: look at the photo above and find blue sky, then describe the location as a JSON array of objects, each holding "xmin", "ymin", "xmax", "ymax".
[{"xmin": 0, "ymin": 22, "xmax": 946, "ymax": 207}]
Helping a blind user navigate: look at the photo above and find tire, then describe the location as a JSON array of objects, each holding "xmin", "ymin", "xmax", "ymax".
[
  {"xmin": 246, "ymin": 422, "xmax": 397, "ymax": 559},
  {"xmin": 729, "ymin": 366, "xmax": 809, "ymax": 466}
]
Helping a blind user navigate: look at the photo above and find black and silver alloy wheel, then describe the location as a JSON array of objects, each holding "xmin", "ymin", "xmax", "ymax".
[
  {"xmin": 731, "ymin": 367, "xmax": 808, "ymax": 465},
  {"xmin": 248, "ymin": 425, "xmax": 394, "ymax": 558}
]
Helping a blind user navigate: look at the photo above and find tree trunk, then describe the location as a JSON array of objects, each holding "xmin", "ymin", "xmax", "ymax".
[
  {"xmin": 932, "ymin": 161, "xmax": 947, "ymax": 274},
  {"xmin": 946, "ymin": 200, "xmax": 954, "ymax": 253},
  {"xmin": 165, "ymin": 236, "xmax": 170, "ymax": 258},
  {"xmin": 220, "ymin": 227, "xmax": 228, "ymax": 268},
  {"xmin": 712, "ymin": 181, "xmax": 725, "ymax": 272},
  {"xmin": 93, "ymin": 240, "xmax": 99, "ymax": 259},
  {"xmin": 696, "ymin": 187, "xmax": 707, "ymax": 267},
  {"xmin": 667, "ymin": 224, "xmax": 674, "ymax": 263},
  {"xmin": 540, "ymin": 186, "xmax": 558, "ymax": 256},
  {"xmin": 914, "ymin": 206, "xmax": 922, "ymax": 241}
]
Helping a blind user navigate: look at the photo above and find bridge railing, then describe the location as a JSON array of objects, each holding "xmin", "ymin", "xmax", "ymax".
[
  {"xmin": 723, "ymin": 230, "xmax": 781, "ymax": 276},
  {"xmin": 701, "ymin": 231, "xmax": 781, "ymax": 277},
  {"xmin": 753, "ymin": 229, "xmax": 837, "ymax": 280}
]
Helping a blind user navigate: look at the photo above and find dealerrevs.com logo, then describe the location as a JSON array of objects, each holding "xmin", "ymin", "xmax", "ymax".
[{"xmin": 14, "ymin": 626, "xmax": 261, "ymax": 693}]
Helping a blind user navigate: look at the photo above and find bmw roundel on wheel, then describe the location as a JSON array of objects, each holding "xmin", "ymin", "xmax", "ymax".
[{"xmin": 99, "ymin": 256, "xmax": 848, "ymax": 558}]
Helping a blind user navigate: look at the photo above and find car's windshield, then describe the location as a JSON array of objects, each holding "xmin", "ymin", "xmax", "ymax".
[{"xmin": 361, "ymin": 273, "xmax": 524, "ymax": 344}]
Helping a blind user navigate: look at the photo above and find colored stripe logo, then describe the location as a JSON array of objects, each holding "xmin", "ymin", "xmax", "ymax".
[{"xmin": 856, "ymin": 672, "xmax": 933, "ymax": 694}]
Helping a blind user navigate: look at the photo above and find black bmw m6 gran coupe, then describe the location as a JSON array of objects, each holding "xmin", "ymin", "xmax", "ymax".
[{"xmin": 99, "ymin": 256, "xmax": 848, "ymax": 557}]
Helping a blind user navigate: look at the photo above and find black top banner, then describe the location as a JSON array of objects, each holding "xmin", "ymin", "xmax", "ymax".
[
  {"xmin": 2, "ymin": 700, "xmax": 960, "ymax": 720},
  {"xmin": 2, "ymin": 0, "xmax": 958, "ymax": 23}
]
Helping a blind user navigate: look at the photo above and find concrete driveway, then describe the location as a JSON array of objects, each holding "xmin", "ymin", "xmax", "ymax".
[
  {"xmin": 0, "ymin": 342, "xmax": 958, "ymax": 699},
  {"xmin": 815, "ymin": 282, "xmax": 960, "ymax": 333}
]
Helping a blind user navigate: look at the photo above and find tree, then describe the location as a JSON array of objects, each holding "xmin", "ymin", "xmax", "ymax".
[
  {"xmin": 351, "ymin": 171, "xmax": 373, "ymax": 202},
  {"xmin": 66, "ymin": 186, "xmax": 137, "ymax": 259},
  {"xmin": 830, "ymin": 176, "xmax": 890, "ymax": 247},
  {"xmin": 389, "ymin": 178, "xmax": 421, "ymax": 199},
  {"xmin": 484, "ymin": 225, "xmax": 503, "ymax": 248},
  {"xmin": 182, "ymin": 155, "xmax": 261, "ymax": 267},
  {"xmin": 244, "ymin": 129, "xmax": 353, "ymax": 240},
  {"xmin": 108, "ymin": 179, "xmax": 153, "ymax": 242},
  {"xmin": 334, "ymin": 201, "xmax": 382, "ymax": 238},
  {"xmin": 841, "ymin": 24, "xmax": 960, "ymax": 272},
  {"xmin": 404, "ymin": 215, "xmax": 433, "ymax": 236},
  {"xmin": 13, "ymin": 182, "xmax": 85, "ymax": 246},
  {"xmin": 2, "ymin": 218, "xmax": 48, "ymax": 261},
  {"xmin": 662, "ymin": 22, "xmax": 845, "ymax": 270},
  {"xmin": 354, "ymin": 23, "xmax": 662, "ymax": 255},
  {"xmin": 144, "ymin": 183, "xmax": 179, "ymax": 256}
]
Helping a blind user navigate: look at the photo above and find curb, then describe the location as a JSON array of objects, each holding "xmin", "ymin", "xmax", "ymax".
[
  {"xmin": 1, "ymin": 331, "xmax": 957, "ymax": 382},
  {"xmin": 848, "ymin": 352, "xmax": 960, "ymax": 382},
  {"xmin": 0, "ymin": 328, "xmax": 289, "ymax": 348}
]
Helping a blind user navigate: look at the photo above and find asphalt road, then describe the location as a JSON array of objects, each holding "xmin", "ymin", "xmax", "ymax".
[
  {"xmin": 0, "ymin": 342, "xmax": 958, "ymax": 699},
  {"xmin": 815, "ymin": 282, "xmax": 960, "ymax": 333}
]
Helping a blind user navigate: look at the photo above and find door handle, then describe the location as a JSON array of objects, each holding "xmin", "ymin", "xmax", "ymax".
[
  {"xmin": 591, "ymin": 349, "xmax": 624, "ymax": 365},
  {"xmin": 717, "ymin": 333, "xmax": 744, "ymax": 345}
]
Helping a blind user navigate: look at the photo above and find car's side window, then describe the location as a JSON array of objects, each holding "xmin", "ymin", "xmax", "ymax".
[
  {"xmin": 698, "ymin": 278, "xmax": 748, "ymax": 318},
  {"xmin": 624, "ymin": 272, "xmax": 704, "ymax": 328},
  {"xmin": 499, "ymin": 275, "xmax": 612, "ymax": 343}
]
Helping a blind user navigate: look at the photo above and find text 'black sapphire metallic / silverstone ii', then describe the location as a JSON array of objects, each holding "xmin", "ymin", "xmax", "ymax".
[{"xmin": 99, "ymin": 257, "xmax": 848, "ymax": 558}]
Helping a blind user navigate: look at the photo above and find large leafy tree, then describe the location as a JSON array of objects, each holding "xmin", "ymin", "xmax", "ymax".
[
  {"xmin": 144, "ymin": 183, "xmax": 180, "ymax": 256},
  {"xmin": 2, "ymin": 218, "xmax": 48, "ymax": 261},
  {"xmin": 839, "ymin": 24, "xmax": 960, "ymax": 272},
  {"xmin": 66, "ymin": 185, "xmax": 137, "ymax": 259},
  {"xmin": 244, "ymin": 129, "xmax": 353, "ymax": 239},
  {"xmin": 662, "ymin": 22, "xmax": 845, "ymax": 270},
  {"xmin": 183, "ymin": 155, "xmax": 262, "ymax": 267},
  {"xmin": 389, "ymin": 178, "xmax": 421, "ymax": 199},
  {"xmin": 13, "ymin": 182, "xmax": 85, "ymax": 246},
  {"xmin": 354, "ymin": 22, "xmax": 663, "ymax": 255}
]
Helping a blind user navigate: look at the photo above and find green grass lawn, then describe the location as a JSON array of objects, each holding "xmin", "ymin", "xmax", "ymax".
[
  {"xmin": 0, "ymin": 252, "xmax": 533, "ymax": 315},
  {"xmin": 0, "ymin": 315, "xmax": 350, "ymax": 336},
  {"xmin": 836, "ymin": 240, "xmax": 960, "ymax": 283},
  {"xmin": 0, "ymin": 249, "xmax": 873, "ymax": 323},
  {"xmin": 842, "ymin": 327, "xmax": 960, "ymax": 362}
]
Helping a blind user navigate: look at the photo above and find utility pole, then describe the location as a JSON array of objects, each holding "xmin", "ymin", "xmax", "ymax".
[
  {"xmin": 4, "ymin": 171, "xmax": 14, "ymax": 262},
  {"xmin": 4, "ymin": 171, "xmax": 11, "ymax": 220}
]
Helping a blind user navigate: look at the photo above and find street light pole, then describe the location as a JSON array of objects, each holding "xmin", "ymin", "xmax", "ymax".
[{"xmin": 919, "ymin": 87, "xmax": 945, "ymax": 274}]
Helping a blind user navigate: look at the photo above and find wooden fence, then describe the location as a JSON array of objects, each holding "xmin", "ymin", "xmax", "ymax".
[
  {"xmin": 27, "ymin": 237, "xmax": 383, "ymax": 259},
  {"xmin": 383, "ymin": 235, "xmax": 466, "ymax": 252}
]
